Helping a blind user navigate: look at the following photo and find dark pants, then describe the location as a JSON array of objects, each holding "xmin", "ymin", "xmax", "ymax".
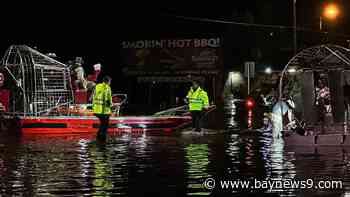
[
  {"xmin": 95, "ymin": 114, "xmax": 110, "ymax": 141},
  {"xmin": 0, "ymin": 112, "xmax": 5, "ymax": 131},
  {"xmin": 191, "ymin": 110, "xmax": 203, "ymax": 132}
]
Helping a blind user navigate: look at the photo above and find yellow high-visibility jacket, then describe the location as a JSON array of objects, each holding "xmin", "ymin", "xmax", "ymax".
[
  {"xmin": 187, "ymin": 87, "xmax": 209, "ymax": 111},
  {"xmin": 92, "ymin": 82, "xmax": 112, "ymax": 114}
]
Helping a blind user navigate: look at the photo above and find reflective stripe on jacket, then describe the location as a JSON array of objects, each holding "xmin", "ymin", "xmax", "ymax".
[
  {"xmin": 187, "ymin": 87, "xmax": 209, "ymax": 111},
  {"xmin": 92, "ymin": 82, "xmax": 112, "ymax": 114}
]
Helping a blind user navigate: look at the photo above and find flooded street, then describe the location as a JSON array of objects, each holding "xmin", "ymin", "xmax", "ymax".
[
  {"xmin": 0, "ymin": 132, "xmax": 349, "ymax": 196},
  {"xmin": 2, "ymin": 1, "xmax": 350, "ymax": 195},
  {"xmin": 0, "ymin": 98, "xmax": 349, "ymax": 196}
]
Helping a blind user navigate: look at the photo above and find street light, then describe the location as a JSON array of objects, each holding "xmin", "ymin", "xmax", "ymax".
[
  {"xmin": 287, "ymin": 68, "xmax": 297, "ymax": 73},
  {"xmin": 320, "ymin": 3, "xmax": 340, "ymax": 31},
  {"xmin": 292, "ymin": 1, "xmax": 341, "ymax": 52},
  {"xmin": 324, "ymin": 3, "xmax": 339, "ymax": 20},
  {"xmin": 265, "ymin": 67, "xmax": 272, "ymax": 74}
]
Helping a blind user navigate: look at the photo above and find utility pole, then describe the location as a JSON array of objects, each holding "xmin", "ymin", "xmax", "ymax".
[
  {"xmin": 247, "ymin": 64, "xmax": 250, "ymax": 95},
  {"xmin": 293, "ymin": 0, "xmax": 297, "ymax": 55}
]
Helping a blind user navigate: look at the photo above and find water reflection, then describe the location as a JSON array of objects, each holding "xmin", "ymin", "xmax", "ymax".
[
  {"xmin": 185, "ymin": 144, "xmax": 211, "ymax": 196},
  {"xmin": 0, "ymin": 137, "xmax": 25, "ymax": 195},
  {"xmin": 90, "ymin": 144, "xmax": 114, "ymax": 196},
  {"xmin": 0, "ymin": 127, "xmax": 349, "ymax": 196},
  {"xmin": 264, "ymin": 137, "xmax": 297, "ymax": 195},
  {"xmin": 224, "ymin": 95, "xmax": 245, "ymax": 130},
  {"xmin": 269, "ymin": 138, "xmax": 286, "ymax": 178},
  {"xmin": 225, "ymin": 134, "xmax": 240, "ymax": 174}
]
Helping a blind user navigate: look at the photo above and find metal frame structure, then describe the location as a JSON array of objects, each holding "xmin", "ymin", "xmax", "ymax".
[
  {"xmin": 279, "ymin": 44, "xmax": 350, "ymax": 100},
  {"xmin": 278, "ymin": 44, "xmax": 350, "ymax": 127},
  {"xmin": 0, "ymin": 45, "xmax": 74, "ymax": 117}
]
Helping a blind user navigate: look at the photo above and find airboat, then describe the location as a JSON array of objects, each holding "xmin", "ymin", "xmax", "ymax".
[
  {"xmin": 277, "ymin": 44, "xmax": 350, "ymax": 142},
  {"xmin": 0, "ymin": 45, "xmax": 210, "ymax": 134}
]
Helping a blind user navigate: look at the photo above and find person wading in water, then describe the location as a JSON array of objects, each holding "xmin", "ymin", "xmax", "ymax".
[{"xmin": 92, "ymin": 76, "xmax": 112, "ymax": 141}]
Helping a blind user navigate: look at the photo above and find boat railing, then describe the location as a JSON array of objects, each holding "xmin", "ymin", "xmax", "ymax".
[
  {"xmin": 153, "ymin": 104, "xmax": 216, "ymax": 117},
  {"xmin": 3, "ymin": 93, "xmax": 129, "ymax": 117},
  {"xmin": 65, "ymin": 93, "xmax": 128, "ymax": 116},
  {"xmin": 111, "ymin": 94, "xmax": 127, "ymax": 115},
  {"xmin": 153, "ymin": 105, "xmax": 189, "ymax": 116}
]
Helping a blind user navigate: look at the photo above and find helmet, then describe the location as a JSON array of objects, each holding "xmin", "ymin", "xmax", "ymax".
[{"xmin": 75, "ymin": 57, "xmax": 84, "ymax": 65}]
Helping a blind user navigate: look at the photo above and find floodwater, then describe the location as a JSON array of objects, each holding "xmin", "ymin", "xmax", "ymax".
[{"xmin": 0, "ymin": 98, "xmax": 349, "ymax": 196}]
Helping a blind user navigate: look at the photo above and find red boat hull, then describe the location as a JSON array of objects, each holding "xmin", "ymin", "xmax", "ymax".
[{"xmin": 19, "ymin": 116, "xmax": 192, "ymax": 134}]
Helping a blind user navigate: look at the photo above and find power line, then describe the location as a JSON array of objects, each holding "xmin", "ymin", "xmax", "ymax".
[
  {"xmin": 163, "ymin": 14, "xmax": 350, "ymax": 38},
  {"xmin": 165, "ymin": 14, "xmax": 293, "ymax": 30}
]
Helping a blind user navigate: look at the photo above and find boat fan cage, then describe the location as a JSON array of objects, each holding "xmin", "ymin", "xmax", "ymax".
[
  {"xmin": 279, "ymin": 44, "xmax": 350, "ymax": 124},
  {"xmin": 281, "ymin": 44, "xmax": 350, "ymax": 73},
  {"xmin": 0, "ymin": 45, "xmax": 74, "ymax": 116}
]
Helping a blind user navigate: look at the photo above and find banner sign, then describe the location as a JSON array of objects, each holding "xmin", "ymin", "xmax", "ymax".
[
  {"xmin": 121, "ymin": 38, "xmax": 223, "ymax": 75},
  {"xmin": 121, "ymin": 38, "xmax": 221, "ymax": 49}
]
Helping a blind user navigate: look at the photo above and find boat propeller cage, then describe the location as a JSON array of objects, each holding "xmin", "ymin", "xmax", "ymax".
[{"xmin": 0, "ymin": 45, "xmax": 74, "ymax": 117}]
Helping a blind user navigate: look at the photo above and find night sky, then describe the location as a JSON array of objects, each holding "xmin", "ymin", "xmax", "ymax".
[{"xmin": 1, "ymin": 1, "xmax": 349, "ymax": 88}]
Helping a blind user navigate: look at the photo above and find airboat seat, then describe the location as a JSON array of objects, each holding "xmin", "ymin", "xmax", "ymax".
[
  {"xmin": 74, "ymin": 90, "xmax": 88, "ymax": 104},
  {"xmin": 0, "ymin": 89, "xmax": 9, "ymax": 112}
]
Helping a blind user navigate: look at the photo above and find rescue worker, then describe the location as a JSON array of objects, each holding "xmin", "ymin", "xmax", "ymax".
[
  {"xmin": 186, "ymin": 80, "xmax": 209, "ymax": 132},
  {"xmin": 71, "ymin": 57, "xmax": 99, "ymax": 92},
  {"xmin": 0, "ymin": 72, "xmax": 7, "ymax": 112},
  {"xmin": 260, "ymin": 113, "xmax": 273, "ymax": 132},
  {"xmin": 0, "ymin": 72, "xmax": 8, "ymax": 131},
  {"xmin": 92, "ymin": 76, "xmax": 113, "ymax": 141},
  {"xmin": 71, "ymin": 57, "xmax": 86, "ymax": 90},
  {"xmin": 315, "ymin": 78, "xmax": 331, "ymax": 124},
  {"xmin": 344, "ymin": 76, "xmax": 350, "ymax": 122}
]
